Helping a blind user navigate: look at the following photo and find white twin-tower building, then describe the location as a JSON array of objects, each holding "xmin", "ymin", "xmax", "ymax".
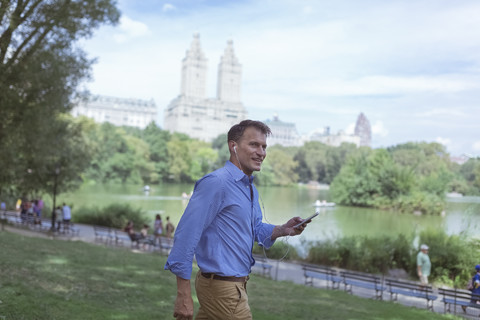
[{"xmin": 164, "ymin": 33, "xmax": 248, "ymax": 141}]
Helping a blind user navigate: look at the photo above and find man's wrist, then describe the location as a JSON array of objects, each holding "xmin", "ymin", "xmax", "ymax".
[{"xmin": 271, "ymin": 224, "xmax": 287, "ymax": 241}]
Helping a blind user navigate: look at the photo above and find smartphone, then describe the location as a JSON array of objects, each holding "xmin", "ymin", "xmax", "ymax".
[{"xmin": 294, "ymin": 212, "xmax": 319, "ymax": 229}]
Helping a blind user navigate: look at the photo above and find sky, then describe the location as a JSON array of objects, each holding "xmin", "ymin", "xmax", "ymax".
[{"xmin": 79, "ymin": 0, "xmax": 480, "ymax": 157}]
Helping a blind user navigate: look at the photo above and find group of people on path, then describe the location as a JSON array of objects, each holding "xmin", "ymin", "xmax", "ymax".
[
  {"xmin": 52, "ymin": 203, "xmax": 72, "ymax": 231},
  {"xmin": 10, "ymin": 198, "xmax": 72, "ymax": 231},
  {"xmin": 18, "ymin": 198, "xmax": 44, "ymax": 224},
  {"xmin": 153, "ymin": 214, "xmax": 175, "ymax": 239},
  {"xmin": 123, "ymin": 213, "xmax": 175, "ymax": 248}
]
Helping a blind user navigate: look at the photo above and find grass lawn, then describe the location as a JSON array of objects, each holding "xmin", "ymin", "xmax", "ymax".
[{"xmin": 0, "ymin": 230, "xmax": 458, "ymax": 320}]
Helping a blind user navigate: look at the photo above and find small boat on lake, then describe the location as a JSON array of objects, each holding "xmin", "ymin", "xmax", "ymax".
[{"xmin": 313, "ymin": 199, "xmax": 336, "ymax": 208}]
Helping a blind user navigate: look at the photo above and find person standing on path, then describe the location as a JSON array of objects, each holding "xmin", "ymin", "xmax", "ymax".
[
  {"xmin": 463, "ymin": 264, "xmax": 480, "ymax": 312},
  {"xmin": 164, "ymin": 120, "xmax": 309, "ymax": 320},
  {"xmin": 417, "ymin": 244, "xmax": 431, "ymax": 285},
  {"xmin": 153, "ymin": 214, "xmax": 163, "ymax": 245},
  {"xmin": 165, "ymin": 216, "xmax": 175, "ymax": 238},
  {"xmin": 62, "ymin": 203, "xmax": 71, "ymax": 232}
]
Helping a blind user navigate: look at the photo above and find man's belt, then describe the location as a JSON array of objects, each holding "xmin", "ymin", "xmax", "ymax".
[{"xmin": 201, "ymin": 272, "xmax": 249, "ymax": 282}]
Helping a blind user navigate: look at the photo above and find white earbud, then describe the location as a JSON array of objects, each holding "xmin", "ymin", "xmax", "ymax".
[{"xmin": 234, "ymin": 145, "xmax": 237, "ymax": 153}]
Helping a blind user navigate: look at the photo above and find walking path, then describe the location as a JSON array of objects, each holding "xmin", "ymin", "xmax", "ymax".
[{"xmin": 2, "ymin": 218, "xmax": 477, "ymax": 319}]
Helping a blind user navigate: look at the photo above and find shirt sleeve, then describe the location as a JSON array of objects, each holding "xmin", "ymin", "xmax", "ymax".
[
  {"xmin": 252, "ymin": 194, "xmax": 275, "ymax": 249},
  {"xmin": 164, "ymin": 175, "xmax": 224, "ymax": 280},
  {"xmin": 416, "ymin": 253, "xmax": 422, "ymax": 266}
]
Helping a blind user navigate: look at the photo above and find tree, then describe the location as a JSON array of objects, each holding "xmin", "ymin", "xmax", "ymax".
[
  {"xmin": 0, "ymin": 0, "xmax": 119, "ymax": 195},
  {"xmin": 142, "ymin": 122, "xmax": 171, "ymax": 181},
  {"xmin": 293, "ymin": 149, "xmax": 311, "ymax": 183},
  {"xmin": 188, "ymin": 146, "xmax": 218, "ymax": 181},
  {"xmin": 8, "ymin": 114, "xmax": 94, "ymax": 199},
  {"xmin": 211, "ymin": 133, "xmax": 229, "ymax": 169},
  {"xmin": 262, "ymin": 146, "xmax": 298, "ymax": 186},
  {"xmin": 167, "ymin": 134, "xmax": 192, "ymax": 182}
]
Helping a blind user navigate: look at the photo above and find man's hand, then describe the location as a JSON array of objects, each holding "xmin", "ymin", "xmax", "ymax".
[
  {"xmin": 271, "ymin": 217, "xmax": 309, "ymax": 240},
  {"xmin": 174, "ymin": 277, "xmax": 194, "ymax": 320}
]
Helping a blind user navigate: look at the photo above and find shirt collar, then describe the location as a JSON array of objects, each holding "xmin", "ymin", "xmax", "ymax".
[{"xmin": 225, "ymin": 161, "xmax": 255, "ymax": 184}]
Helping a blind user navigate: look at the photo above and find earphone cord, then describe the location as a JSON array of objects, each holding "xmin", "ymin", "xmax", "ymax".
[{"xmin": 259, "ymin": 193, "xmax": 290, "ymax": 263}]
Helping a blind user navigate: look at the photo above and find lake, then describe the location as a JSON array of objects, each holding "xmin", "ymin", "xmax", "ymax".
[{"xmin": 58, "ymin": 183, "xmax": 480, "ymax": 251}]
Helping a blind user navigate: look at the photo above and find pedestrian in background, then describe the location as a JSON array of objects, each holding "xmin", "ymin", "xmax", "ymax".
[
  {"xmin": 154, "ymin": 214, "xmax": 163, "ymax": 245},
  {"xmin": 417, "ymin": 244, "xmax": 431, "ymax": 285},
  {"xmin": 62, "ymin": 203, "xmax": 71, "ymax": 232},
  {"xmin": 165, "ymin": 216, "xmax": 175, "ymax": 238}
]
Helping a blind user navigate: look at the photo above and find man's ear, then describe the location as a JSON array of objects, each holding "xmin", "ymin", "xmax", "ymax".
[{"xmin": 228, "ymin": 140, "xmax": 236, "ymax": 153}]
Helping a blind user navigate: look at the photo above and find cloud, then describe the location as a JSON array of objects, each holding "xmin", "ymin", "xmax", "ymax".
[
  {"xmin": 297, "ymin": 75, "xmax": 480, "ymax": 97},
  {"xmin": 345, "ymin": 123, "xmax": 355, "ymax": 135},
  {"xmin": 473, "ymin": 141, "xmax": 480, "ymax": 151},
  {"xmin": 372, "ymin": 121, "xmax": 388, "ymax": 137},
  {"xmin": 436, "ymin": 137, "xmax": 452, "ymax": 147},
  {"xmin": 163, "ymin": 3, "xmax": 176, "ymax": 12},
  {"xmin": 303, "ymin": 6, "xmax": 313, "ymax": 14},
  {"xmin": 113, "ymin": 16, "xmax": 150, "ymax": 43},
  {"xmin": 415, "ymin": 108, "xmax": 468, "ymax": 118}
]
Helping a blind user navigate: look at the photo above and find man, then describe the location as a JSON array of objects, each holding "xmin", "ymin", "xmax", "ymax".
[
  {"xmin": 165, "ymin": 216, "xmax": 175, "ymax": 238},
  {"xmin": 62, "ymin": 203, "xmax": 71, "ymax": 232},
  {"xmin": 417, "ymin": 244, "xmax": 431, "ymax": 285},
  {"xmin": 165, "ymin": 120, "xmax": 308, "ymax": 320}
]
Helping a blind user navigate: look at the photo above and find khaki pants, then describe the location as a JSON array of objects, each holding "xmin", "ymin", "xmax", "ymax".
[{"xmin": 195, "ymin": 270, "xmax": 252, "ymax": 320}]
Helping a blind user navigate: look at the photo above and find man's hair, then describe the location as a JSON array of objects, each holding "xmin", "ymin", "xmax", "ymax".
[{"xmin": 227, "ymin": 120, "xmax": 271, "ymax": 142}]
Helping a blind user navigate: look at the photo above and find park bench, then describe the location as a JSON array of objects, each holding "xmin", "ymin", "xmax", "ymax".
[
  {"xmin": 113, "ymin": 229, "xmax": 137, "ymax": 247},
  {"xmin": 156, "ymin": 236, "xmax": 173, "ymax": 255},
  {"xmin": 252, "ymin": 254, "xmax": 273, "ymax": 278},
  {"xmin": 52, "ymin": 220, "xmax": 80, "ymax": 236},
  {"xmin": 302, "ymin": 263, "xmax": 342, "ymax": 289},
  {"xmin": 63, "ymin": 223, "xmax": 80, "ymax": 236},
  {"xmin": 385, "ymin": 278, "xmax": 437, "ymax": 310},
  {"xmin": 30, "ymin": 218, "xmax": 80, "ymax": 236},
  {"xmin": 93, "ymin": 226, "xmax": 114, "ymax": 244},
  {"xmin": 340, "ymin": 270, "xmax": 386, "ymax": 300},
  {"xmin": 35, "ymin": 218, "xmax": 55, "ymax": 232},
  {"xmin": 137, "ymin": 235, "xmax": 156, "ymax": 250},
  {"xmin": 2, "ymin": 211, "xmax": 21, "ymax": 225},
  {"xmin": 438, "ymin": 287, "xmax": 480, "ymax": 315}
]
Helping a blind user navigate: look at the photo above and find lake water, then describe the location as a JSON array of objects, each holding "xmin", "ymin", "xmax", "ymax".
[{"xmin": 58, "ymin": 183, "xmax": 480, "ymax": 250}]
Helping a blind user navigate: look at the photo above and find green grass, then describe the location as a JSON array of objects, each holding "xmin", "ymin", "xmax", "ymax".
[{"xmin": 0, "ymin": 231, "xmax": 458, "ymax": 320}]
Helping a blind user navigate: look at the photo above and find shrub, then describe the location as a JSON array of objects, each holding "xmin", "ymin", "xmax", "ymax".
[
  {"xmin": 253, "ymin": 241, "xmax": 300, "ymax": 261},
  {"xmin": 74, "ymin": 203, "xmax": 149, "ymax": 229},
  {"xmin": 307, "ymin": 234, "xmax": 416, "ymax": 275}
]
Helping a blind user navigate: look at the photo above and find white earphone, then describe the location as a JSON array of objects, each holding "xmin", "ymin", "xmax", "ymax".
[{"xmin": 233, "ymin": 145, "xmax": 237, "ymax": 153}]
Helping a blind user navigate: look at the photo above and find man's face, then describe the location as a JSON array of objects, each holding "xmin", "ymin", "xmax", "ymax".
[{"xmin": 234, "ymin": 127, "xmax": 267, "ymax": 176}]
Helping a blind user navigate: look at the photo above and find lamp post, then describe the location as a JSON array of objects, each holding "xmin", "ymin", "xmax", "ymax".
[{"xmin": 51, "ymin": 166, "xmax": 60, "ymax": 232}]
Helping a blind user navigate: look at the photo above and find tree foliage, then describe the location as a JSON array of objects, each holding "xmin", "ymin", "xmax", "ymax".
[
  {"xmin": 331, "ymin": 143, "xmax": 454, "ymax": 214},
  {"xmin": 0, "ymin": 0, "xmax": 119, "ymax": 198}
]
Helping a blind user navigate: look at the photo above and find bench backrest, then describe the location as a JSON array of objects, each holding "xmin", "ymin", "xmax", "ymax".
[
  {"xmin": 302, "ymin": 264, "xmax": 337, "ymax": 276},
  {"xmin": 340, "ymin": 271, "xmax": 382, "ymax": 284},
  {"xmin": 439, "ymin": 287, "xmax": 480, "ymax": 300},
  {"xmin": 94, "ymin": 226, "xmax": 111, "ymax": 232},
  {"xmin": 386, "ymin": 279, "xmax": 433, "ymax": 293},
  {"xmin": 114, "ymin": 229, "xmax": 131, "ymax": 237}
]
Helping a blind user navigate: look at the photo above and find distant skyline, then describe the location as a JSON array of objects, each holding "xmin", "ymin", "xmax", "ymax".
[{"xmin": 79, "ymin": 0, "xmax": 480, "ymax": 156}]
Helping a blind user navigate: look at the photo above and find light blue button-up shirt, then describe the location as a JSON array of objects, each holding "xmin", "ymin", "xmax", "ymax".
[{"xmin": 164, "ymin": 161, "xmax": 276, "ymax": 280}]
